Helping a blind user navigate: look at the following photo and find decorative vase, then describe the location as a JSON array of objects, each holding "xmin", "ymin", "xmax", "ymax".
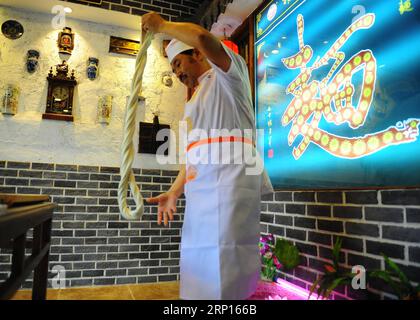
[
  {"xmin": 87, "ymin": 57, "xmax": 99, "ymax": 80},
  {"xmin": 2, "ymin": 85, "xmax": 19, "ymax": 115},
  {"xmin": 26, "ymin": 49, "xmax": 40, "ymax": 73},
  {"xmin": 98, "ymin": 95, "xmax": 112, "ymax": 124}
]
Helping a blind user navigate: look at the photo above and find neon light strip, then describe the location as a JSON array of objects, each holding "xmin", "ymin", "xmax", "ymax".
[{"xmin": 275, "ymin": 278, "xmax": 324, "ymax": 300}]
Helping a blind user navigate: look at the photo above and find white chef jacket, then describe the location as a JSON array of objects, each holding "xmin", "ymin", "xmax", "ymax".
[{"xmin": 179, "ymin": 43, "xmax": 274, "ymax": 300}]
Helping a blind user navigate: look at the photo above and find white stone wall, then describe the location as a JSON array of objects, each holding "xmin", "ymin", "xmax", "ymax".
[{"xmin": 0, "ymin": 6, "xmax": 185, "ymax": 169}]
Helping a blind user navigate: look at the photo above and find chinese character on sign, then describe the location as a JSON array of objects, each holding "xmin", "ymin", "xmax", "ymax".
[
  {"xmin": 399, "ymin": 0, "xmax": 414, "ymax": 15},
  {"xmin": 281, "ymin": 13, "xmax": 420, "ymax": 160}
]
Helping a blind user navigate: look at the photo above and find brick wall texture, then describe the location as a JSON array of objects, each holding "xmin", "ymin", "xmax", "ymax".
[
  {"xmin": 1, "ymin": 160, "xmax": 420, "ymax": 299},
  {"xmin": 261, "ymin": 189, "xmax": 420, "ymax": 300},
  {"xmin": 0, "ymin": 161, "xmax": 183, "ymax": 288},
  {"xmin": 60, "ymin": 0, "xmax": 201, "ymax": 21}
]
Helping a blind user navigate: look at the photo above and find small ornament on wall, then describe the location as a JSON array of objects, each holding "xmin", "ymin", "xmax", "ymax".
[
  {"xmin": 1, "ymin": 20, "xmax": 24, "ymax": 40},
  {"xmin": 162, "ymin": 71, "xmax": 173, "ymax": 88},
  {"xmin": 43, "ymin": 61, "xmax": 77, "ymax": 122},
  {"xmin": 2, "ymin": 85, "xmax": 20, "ymax": 115},
  {"xmin": 98, "ymin": 95, "xmax": 112, "ymax": 124},
  {"xmin": 58, "ymin": 27, "xmax": 74, "ymax": 55},
  {"xmin": 26, "ymin": 49, "xmax": 40, "ymax": 73},
  {"xmin": 87, "ymin": 57, "xmax": 99, "ymax": 80}
]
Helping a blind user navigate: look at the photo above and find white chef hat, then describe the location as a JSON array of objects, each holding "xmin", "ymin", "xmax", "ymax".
[{"xmin": 165, "ymin": 39, "xmax": 194, "ymax": 63}]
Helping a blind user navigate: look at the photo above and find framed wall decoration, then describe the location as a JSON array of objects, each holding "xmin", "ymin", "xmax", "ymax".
[
  {"xmin": 43, "ymin": 61, "xmax": 77, "ymax": 122},
  {"xmin": 97, "ymin": 95, "xmax": 112, "ymax": 124},
  {"xmin": 254, "ymin": 0, "xmax": 420, "ymax": 189},
  {"xmin": 109, "ymin": 36, "xmax": 140, "ymax": 56},
  {"xmin": 2, "ymin": 85, "xmax": 20, "ymax": 115}
]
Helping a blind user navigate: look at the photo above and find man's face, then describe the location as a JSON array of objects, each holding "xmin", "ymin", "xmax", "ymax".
[{"xmin": 171, "ymin": 51, "xmax": 201, "ymax": 89}]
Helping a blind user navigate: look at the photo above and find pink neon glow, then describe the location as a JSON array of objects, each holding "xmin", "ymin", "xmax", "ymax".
[
  {"xmin": 275, "ymin": 278, "xmax": 325, "ymax": 300},
  {"xmin": 248, "ymin": 279, "xmax": 328, "ymax": 300}
]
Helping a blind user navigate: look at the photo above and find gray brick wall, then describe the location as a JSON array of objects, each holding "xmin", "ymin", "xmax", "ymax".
[
  {"xmin": 261, "ymin": 190, "xmax": 420, "ymax": 300},
  {"xmin": 0, "ymin": 161, "xmax": 183, "ymax": 289},
  {"xmin": 60, "ymin": 0, "xmax": 201, "ymax": 21},
  {"xmin": 1, "ymin": 160, "xmax": 419, "ymax": 299}
]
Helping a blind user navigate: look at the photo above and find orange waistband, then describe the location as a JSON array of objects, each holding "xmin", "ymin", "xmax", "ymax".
[{"xmin": 187, "ymin": 136, "xmax": 254, "ymax": 152}]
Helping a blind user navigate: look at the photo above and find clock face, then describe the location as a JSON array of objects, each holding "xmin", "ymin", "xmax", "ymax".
[{"xmin": 53, "ymin": 86, "xmax": 69, "ymax": 102}]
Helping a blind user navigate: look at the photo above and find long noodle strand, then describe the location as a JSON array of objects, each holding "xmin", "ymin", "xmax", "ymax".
[{"xmin": 118, "ymin": 32, "xmax": 154, "ymax": 220}]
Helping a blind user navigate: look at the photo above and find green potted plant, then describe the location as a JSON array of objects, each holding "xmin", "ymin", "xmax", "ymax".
[
  {"xmin": 258, "ymin": 234, "xmax": 300, "ymax": 282},
  {"xmin": 309, "ymin": 237, "xmax": 357, "ymax": 300},
  {"xmin": 369, "ymin": 254, "xmax": 420, "ymax": 300}
]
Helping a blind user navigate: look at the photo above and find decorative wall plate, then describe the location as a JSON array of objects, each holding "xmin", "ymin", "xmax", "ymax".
[{"xmin": 1, "ymin": 20, "xmax": 24, "ymax": 40}]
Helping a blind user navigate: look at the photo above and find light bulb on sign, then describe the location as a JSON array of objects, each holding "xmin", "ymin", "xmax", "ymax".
[{"xmin": 267, "ymin": 4, "xmax": 277, "ymax": 21}]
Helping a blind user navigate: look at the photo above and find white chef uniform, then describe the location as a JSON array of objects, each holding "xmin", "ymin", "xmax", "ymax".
[{"xmin": 178, "ymin": 43, "xmax": 274, "ymax": 300}]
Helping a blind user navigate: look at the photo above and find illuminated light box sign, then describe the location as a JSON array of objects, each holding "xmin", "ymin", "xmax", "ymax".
[{"xmin": 254, "ymin": 0, "xmax": 420, "ymax": 189}]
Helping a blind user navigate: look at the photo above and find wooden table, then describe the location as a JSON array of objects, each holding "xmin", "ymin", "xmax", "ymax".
[{"xmin": 0, "ymin": 194, "xmax": 56, "ymax": 300}]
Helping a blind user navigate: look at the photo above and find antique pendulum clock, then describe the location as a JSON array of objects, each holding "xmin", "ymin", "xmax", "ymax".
[{"xmin": 43, "ymin": 61, "xmax": 77, "ymax": 122}]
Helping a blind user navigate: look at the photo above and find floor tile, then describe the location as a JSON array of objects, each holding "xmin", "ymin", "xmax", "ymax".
[
  {"xmin": 10, "ymin": 289, "xmax": 60, "ymax": 300},
  {"xmin": 129, "ymin": 281, "xmax": 180, "ymax": 300},
  {"xmin": 9, "ymin": 282, "xmax": 180, "ymax": 300},
  {"xmin": 57, "ymin": 285, "xmax": 133, "ymax": 300}
]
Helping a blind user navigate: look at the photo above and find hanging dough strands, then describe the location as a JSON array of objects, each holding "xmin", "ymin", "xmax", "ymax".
[{"xmin": 118, "ymin": 32, "xmax": 154, "ymax": 220}]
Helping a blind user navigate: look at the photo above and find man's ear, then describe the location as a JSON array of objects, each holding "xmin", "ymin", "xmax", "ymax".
[{"xmin": 193, "ymin": 48, "xmax": 205, "ymax": 62}]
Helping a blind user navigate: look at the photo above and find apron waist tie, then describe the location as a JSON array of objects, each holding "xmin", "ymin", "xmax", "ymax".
[{"xmin": 187, "ymin": 136, "xmax": 254, "ymax": 152}]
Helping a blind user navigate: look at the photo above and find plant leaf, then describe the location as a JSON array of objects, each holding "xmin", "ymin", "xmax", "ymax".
[
  {"xmin": 332, "ymin": 237, "xmax": 342, "ymax": 270},
  {"xmin": 325, "ymin": 277, "xmax": 347, "ymax": 299},
  {"xmin": 369, "ymin": 270, "xmax": 403, "ymax": 298},
  {"xmin": 309, "ymin": 277, "xmax": 320, "ymax": 299},
  {"xmin": 383, "ymin": 254, "xmax": 410, "ymax": 287}
]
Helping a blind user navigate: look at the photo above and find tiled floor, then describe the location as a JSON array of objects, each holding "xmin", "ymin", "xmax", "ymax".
[{"xmin": 10, "ymin": 281, "xmax": 180, "ymax": 300}]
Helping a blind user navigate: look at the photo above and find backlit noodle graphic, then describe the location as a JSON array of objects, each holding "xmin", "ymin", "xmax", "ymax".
[{"xmin": 281, "ymin": 13, "xmax": 420, "ymax": 160}]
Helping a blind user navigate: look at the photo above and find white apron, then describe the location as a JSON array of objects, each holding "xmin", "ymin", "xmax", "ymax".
[{"xmin": 179, "ymin": 45, "xmax": 273, "ymax": 300}]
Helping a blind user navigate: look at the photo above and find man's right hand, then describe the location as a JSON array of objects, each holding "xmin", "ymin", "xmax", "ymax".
[
  {"xmin": 146, "ymin": 191, "xmax": 178, "ymax": 226},
  {"xmin": 142, "ymin": 12, "xmax": 167, "ymax": 34}
]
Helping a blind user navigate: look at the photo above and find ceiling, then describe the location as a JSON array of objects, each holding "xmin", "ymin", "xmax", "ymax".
[
  {"xmin": 210, "ymin": 0, "xmax": 263, "ymax": 37},
  {"xmin": 1, "ymin": 0, "xmax": 263, "ymax": 37},
  {"xmin": 0, "ymin": 0, "xmax": 142, "ymax": 30}
]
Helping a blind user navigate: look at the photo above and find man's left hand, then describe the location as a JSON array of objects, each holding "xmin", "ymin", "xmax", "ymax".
[{"xmin": 142, "ymin": 12, "xmax": 166, "ymax": 34}]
